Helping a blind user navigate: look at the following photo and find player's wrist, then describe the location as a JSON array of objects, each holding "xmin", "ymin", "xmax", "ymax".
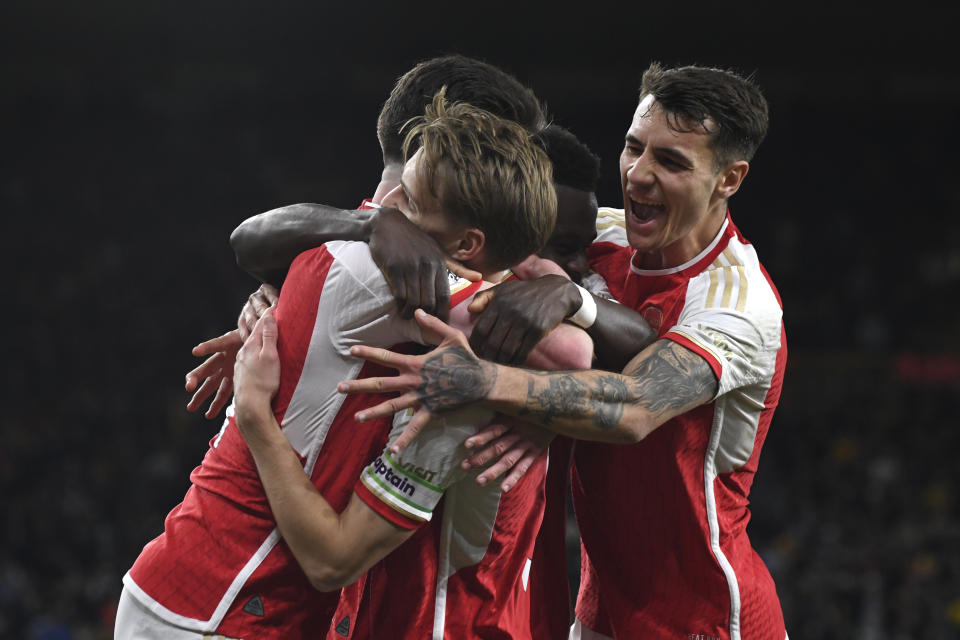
[
  {"xmin": 566, "ymin": 283, "xmax": 597, "ymax": 329},
  {"xmin": 359, "ymin": 209, "xmax": 378, "ymax": 243}
]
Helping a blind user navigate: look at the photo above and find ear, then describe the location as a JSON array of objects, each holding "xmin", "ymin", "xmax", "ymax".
[
  {"xmin": 447, "ymin": 228, "xmax": 485, "ymax": 263},
  {"xmin": 714, "ymin": 160, "xmax": 749, "ymax": 200}
]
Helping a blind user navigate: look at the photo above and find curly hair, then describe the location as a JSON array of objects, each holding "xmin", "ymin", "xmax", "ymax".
[{"xmin": 378, "ymin": 55, "xmax": 546, "ymax": 165}]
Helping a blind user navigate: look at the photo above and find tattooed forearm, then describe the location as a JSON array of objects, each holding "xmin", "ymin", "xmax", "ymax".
[
  {"xmin": 523, "ymin": 372, "xmax": 629, "ymax": 430},
  {"xmin": 417, "ymin": 346, "xmax": 497, "ymax": 413},
  {"xmin": 623, "ymin": 341, "xmax": 717, "ymax": 420}
]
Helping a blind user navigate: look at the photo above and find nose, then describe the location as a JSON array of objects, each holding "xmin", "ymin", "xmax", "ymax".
[{"xmin": 625, "ymin": 152, "xmax": 654, "ymax": 188}]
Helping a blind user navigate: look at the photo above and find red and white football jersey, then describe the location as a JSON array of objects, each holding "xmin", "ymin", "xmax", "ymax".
[
  {"xmin": 327, "ymin": 414, "xmax": 550, "ymax": 640},
  {"xmin": 572, "ymin": 208, "xmax": 788, "ymax": 640},
  {"xmin": 327, "ymin": 279, "xmax": 594, "ymax": 640},
  {"xmin": 123, "ymin": 239, "xmax": 482, "ymax": 639}
]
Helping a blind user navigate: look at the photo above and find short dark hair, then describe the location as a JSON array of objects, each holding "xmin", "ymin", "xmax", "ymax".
[
  {"xmin": 639, "ymin": 62, "xmax": 769, "ymax": 169},
  {"xmin": 535, "ymin": 124, "xmax": 601, "ymax": 193},
  {"xmin": 403, "ymin": 92, "xmax": 556, "ymax": 271},
  {"xmin": 377, "ymin": 55, "xmax": 547, "ymax": 165}
]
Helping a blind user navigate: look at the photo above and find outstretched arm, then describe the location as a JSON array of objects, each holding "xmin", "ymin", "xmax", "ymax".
[
  {"xmin": 233, "ymin": 312, "xmax": 415, "ymax": 591},
  {"xmin": 230, "ymin": 204, "xmax": 479, "ymax": 320},
  {"xmin": 340, "ymin": 310, "xmax": 717, "ymax": 450},
  {"xmin": 230, "ymin": 203, "xmax": 376, "ymax": 287}
]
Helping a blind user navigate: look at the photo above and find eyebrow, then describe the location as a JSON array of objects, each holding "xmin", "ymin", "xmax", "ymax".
[{"xmin": 625, "ymin": 134, "xmax": 693, "ymax": 167}]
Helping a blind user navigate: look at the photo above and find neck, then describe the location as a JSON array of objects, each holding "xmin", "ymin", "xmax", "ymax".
[{"xmin": 636, "ymin": 205, "xmax": 727, "ymax": 270}]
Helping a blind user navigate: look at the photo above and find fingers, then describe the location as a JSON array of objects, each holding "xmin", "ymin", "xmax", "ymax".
[
  {"xmin": 351, "ymin": 392, "xmax": 420, "ymax": 421},
  {"xmin": 466, "ymin": 289, "xmax": 494, "ymax": 314},
  {"xmin": 187, "ymin": 374, "xmax": 222, "ymax": 412},
  {"xmin": 392, "ymin": 274, "xmax": 415, "ymax": 320},
  {"xmin": 186, "ymin": 352, "xmax": 224, "ymax": 391},
  {"xmin": 259, "ymin": 283, "xmax": 280, "ymax": 306},
  {"xmin": 250, "ymin": 290, "xmax": 273, "ymax": 317},
  {"xmin": 464, "ymin": 422, "xmax": 510, "ymax": 451},
  {"xmin": 192, "ymin": 331, "xmax": 236, "ymax": 357},
  {"xmin": 389, "ymin": 408, "xmax": 433, "ymax": 453},
  {"xmin": 245, "ymin": 311, "xmax": 266, "ymax": 352},
  {"xmin": 495, "ymin": 450, "xmax": 538, "ymax": 492},
  {"xmin": 509, "ymin": 331, "xmax": 543, "ymax": 367},
  {"xmin": 258, "ymin": 310, "xmax": 277, "ymax": 356},
  {"xmin": 238, "ymin": 304, "xmax": 256, "ymax": 340},
  {"xmin": 344, "ymin": 344, "xmax": 409, "ymax": 372},
  {"xmin": 425, "ymin": 267, "xmax": 447, "ymax": 322},
  {"xmin": 205, "ymin": 378, "xmax": 234, "ymax": 419},
  {"xmin": 446, "ymin": 257, "xmax": 482, "ymax": 283},
  {"xmin": 462, "ymin": 432, "xmax": 520, "ymax": 472},
  {"xmin": 413, "ymin": 308, "xmax": 466, "ymax": 346}
]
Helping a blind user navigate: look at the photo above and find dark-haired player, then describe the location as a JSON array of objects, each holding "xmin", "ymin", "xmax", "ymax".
[
  {"xmin": 117, "ymin": 95, "xmax": 587, "ymax": 639},
  {"xmin": 338, "ymin": 62, "xmax": 790, "ymax": 640}
]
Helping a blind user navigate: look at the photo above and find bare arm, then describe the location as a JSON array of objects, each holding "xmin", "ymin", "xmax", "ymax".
[
  {"xmin": 230, "ymin": 204, "xmax": 375, "ymax": 287},
  {"xmin": 230, "ymin": 204, "xmax": 479, "ymax": 320},
  {"xmin": 340, "ymin": 310, "xmax": 717, "ymax": 449},
  {"xmin": 233, "ymin": 313, "xmax": 414, "ymax": 591},
  {"xmin": 467, "ymin": 275, "xmax": 656, "ymax": 370}
]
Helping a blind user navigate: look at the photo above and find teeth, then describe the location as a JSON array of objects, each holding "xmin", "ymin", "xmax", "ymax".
[{"xmin": 630, "ymin": 200, "xmax": 663, "ymax": 221}]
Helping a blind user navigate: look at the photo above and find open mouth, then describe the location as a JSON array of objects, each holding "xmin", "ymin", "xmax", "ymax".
[{"xmin": 628, "ymin": 199, "xmax": 665, "ymax": 223}]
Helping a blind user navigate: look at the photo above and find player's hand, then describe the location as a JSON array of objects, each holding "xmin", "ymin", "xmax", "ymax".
[
  {"xmin": 462, "ymin": 417, "xmax": 553, "ymax": 492},
  {"xmin": 186, "ymin": 329, "xmax": 243, "ymax": 419},
  {"xmin": 466, "ymin": 275, "xmax": 581, "ymax": 366},
  {"xmin": 368, "ymin": 207, "xmax": 481, "ymax": 322},
  {"xmin": 233, "ymin": 310, "xmax": 281, "ymax": 428},
  {"xmin": 238, "ymin": 283, "xmax": 279, "ymax": 340},
  {"xmin": 338, "ymin": 309, "xmax": 497, "ymax": 454},
  {"xmin": 510, "ymin": 254, "xmax": 569, "ymax": 280}
]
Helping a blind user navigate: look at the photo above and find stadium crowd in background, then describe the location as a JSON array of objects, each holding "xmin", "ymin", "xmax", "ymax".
[{"xmin": 5, "ymin": 50, "xmax": 960, "ymax": 640}]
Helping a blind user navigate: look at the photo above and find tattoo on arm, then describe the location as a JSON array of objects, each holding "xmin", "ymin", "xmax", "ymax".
[
  {"xmin": 417, "ymin": 346, "xmax": 497, "ymax": 413},
  {"xmin": 520, "ymin": 340, "xmax": 716, "ymax": 432},
  {"xmin": 522, "ymin": 374, "xmax": 629, "ymax": 430},
  {"xmin": 623, "ymin": 340, "xmax": 717, "ymax": 419}
]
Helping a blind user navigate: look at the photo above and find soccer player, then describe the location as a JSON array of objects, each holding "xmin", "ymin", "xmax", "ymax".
[
  {"xmin": 338, "ymin": 62, "xmax": 790, "ymax": 640},
  {"xmin": 184, "ymin": 54, "xmax": 547, "ymax": 420},
  {"xmin": 116, "ymin": 95, "xmax": 581, "ymax": 639}
]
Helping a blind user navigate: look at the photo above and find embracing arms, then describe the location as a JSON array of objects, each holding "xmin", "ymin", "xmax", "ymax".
[
  {"xmin": 232, "ymin": 313, "xmax": 414, "ymax": 591},
  {"xmin": 230, "ymin": 203, "xmax": 478, "ymax": 317},
  {"xmin": 341, "ymin": 310, "xmax": 718, "ymax": 449}
]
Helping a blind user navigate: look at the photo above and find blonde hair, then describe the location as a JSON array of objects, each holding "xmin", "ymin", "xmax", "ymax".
[{"xmin": 401, "ymin": 90, "xmax": 556, "ymax": 270}]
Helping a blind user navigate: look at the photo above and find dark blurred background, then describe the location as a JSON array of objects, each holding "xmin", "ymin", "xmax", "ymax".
[{"xmin": 3, "ymin": 1, "xmax": 959, "ymax": 638}]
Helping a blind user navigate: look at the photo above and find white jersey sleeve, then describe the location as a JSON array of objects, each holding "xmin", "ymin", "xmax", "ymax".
[
  {"xmin": 324, "ymin": 241, "xmax": 426, "ymax": 349},
  {"xmin": 664, "ymin": 239, "xmax": 783, "ymax": 398},
  {"xmin": 358, "ymin": 406, "xmax": 494, "ymax": 524}
]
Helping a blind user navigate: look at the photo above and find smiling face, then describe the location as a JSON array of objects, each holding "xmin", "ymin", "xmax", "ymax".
[{"xmin": 620, "ymin": 95, "xmax": 738, "ymax": 269}]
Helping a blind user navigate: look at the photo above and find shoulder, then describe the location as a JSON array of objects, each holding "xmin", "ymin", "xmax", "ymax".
[{"xmin": 594, "ymin": 207, "xmax": 628, "ymax": 246}]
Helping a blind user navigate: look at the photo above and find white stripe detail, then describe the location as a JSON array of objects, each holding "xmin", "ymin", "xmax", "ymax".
[
  {"xmin": 704, "ymin": 397, "xmax": 742, "ymax": 640},
  {"xmin": 432, "ymin": 489, "xmax": 455, "ymax": 640},
  {"xmin": 522, "ymin": 558, "xmax": 532, "ymax": 591},
  {"xmin": 359, "ymin": 455, "xmax": 436, "ymax": 522},
  {"xmin": 122, "ymin": 529, "xmax": 282, "ymax": 631},
  {"xmin": 568, "ymin": 618, "xmax": 614, "ymax": 640},
  {"xmin": 630, "ymin": 218, "xmax": 730, "ymax": 276}
]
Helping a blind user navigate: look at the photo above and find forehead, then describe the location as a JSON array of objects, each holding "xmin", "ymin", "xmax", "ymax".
[{"xmin": 627, "ymin": 95, "xmax": 715, "ymax": 155}]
